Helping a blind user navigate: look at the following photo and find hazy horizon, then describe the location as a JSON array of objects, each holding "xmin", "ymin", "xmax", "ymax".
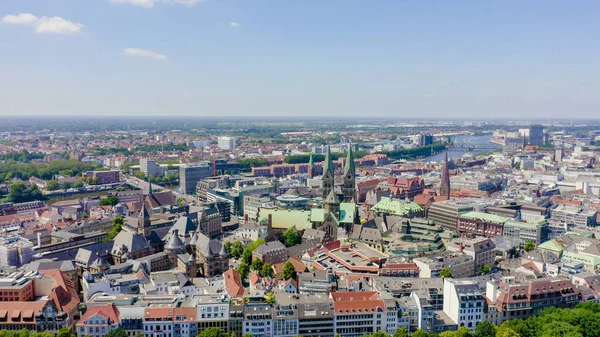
[{"xmin": 1, "ymin": 1, "xmax": 599, "ymax": 118}]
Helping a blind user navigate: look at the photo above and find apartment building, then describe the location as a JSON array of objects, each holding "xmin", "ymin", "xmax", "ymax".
[
  {"xmin": 331, "ymin": 292, "xmax": 391, "ymax": 337},
  {"xmin": 446, "ymin": 237, "xmax": 496, "ymax": 274},
  {"xmin": 77, "ymin": 304, "xmax": 120, "ymax": 337},
  {"xmin": 413, "ymin": 252, "xmax": 475, "ymax": 278},
  {"xmin": 253, "ymin": 241, "xmax": 289, "ymax": 265},
  {"xmin": 443, "ymin": 279, "xmax": 484, "ymax": 331}
]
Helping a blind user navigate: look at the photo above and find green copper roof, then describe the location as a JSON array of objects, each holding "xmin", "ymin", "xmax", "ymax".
[
  {"xmin": 258, "ymin": 208, "xmax": 313, "ymax": 230},
  {"xmin": 339, "ymin": 203, "xmax": 356, "ymax": 223},
  {"xmin": 460, "ymin": 211, "xmax": 508, "ymax": 224},
  {"xmin": 308, "ymin": 153, "xmax": 314, "ymax": 168},
  {"xmin": 344, "ymin": 145, "xmax": 355, "ymax": 175},
  {"xmin": 372, "ymin": 197, "xmax": 422, "ymax": 216},
  {"xmin": 504, "ymin": 220, "xmax": 546, "ymax": 229},
  {"xmin": 538, "ymin": 240, "xmax": 564, "ymax": 254},
  {"xmin": 322, "ymin": 146, "xmax": 334, "ymax": 176},
  {"xmin": 563, "ymin": 251, "xmax": 600, "ymax": 266},
  {"xmin": 310, "ymin": 203, "xmax": 355, "ymax": 224}
]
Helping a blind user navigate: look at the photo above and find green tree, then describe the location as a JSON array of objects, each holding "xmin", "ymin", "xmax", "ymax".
[
  {"xmin": 82, "ymin": 212, "xmax": 89, "ymax": 219},
  {"xmin": 412, "ymin": 330, "xmax": 432, "ymax": 337},
  {"xmin": 18, "ymin": 329, "xmax": 30, "ymax": 337},
  {"xmin": 225, "ymin": 241, "xmax": 233, "ymax": 255},
  {"xmin": 197, "ymin": 327, "xmax": 228, "ymax": 337},
  {"xmin": 393, "ymin": 327, "xmax": 409, "ymax": 337},
  {"xmin": 46, "ymin": 180, "xmax": 60, "ymax": 191},
  {"xmin": 475, "ymin": 321, "xmax": 496, "ymax": 337},
  {"xmin": 105, "ymin": 216, "xmax": 124, "ymax": 242},
  {"xmin": 104, "ymin": 329, "xmax": 128, "ymax": 337},
  {"xmin": 496, "ymin": 326, "xmax": 520, "ymax": 337},
  {"xmin": 524, "ymin": 240, "xmax": 535, "ymax": 252},
  {"xmin": 100, "ymin": 195, "xmax": 119, "ymax": 206},
  {"xmin": 261, "ymin": 263, "xmax": 274, "ymax": 277},
  {"xmin": 440, "ymin": 267, "xmax": 454, "ymax": 278},
  {"xmin": 238, "ymin": 262, "xmax": 250, "ymax": 280},
  {"xmin": 455, "ymin": 327, "xmax": 474, "ymax": 337},
  {"xmin": 283, "ymin": 229, "xmax": 301, "ymax": 247},
  {"xmin": 242, "ymin": 238, "xmax": 264, "ymax": 264},
  {"xmin": 251, "ymin": 258, "xmax": 264, "ymax": 272},
  {"xmin": 481, "ymin": 264, "xmax": 491, "ymax": 275},
  {"xmin": 230, "ymin": 240, "xmax": 244, "ymax": 258},
  {"xmin": 61, "ymin": 181, "xmax": 72, "ymax": 190},
  {"xmin": 281, "ymin": 261, "xmax": 297, "ymax": 280},
  {"xmin": 56, "ymin": 328, "xmax": 75, "ymax": 337},
  {"xmin": 73, "ymin": 179, "xmax": 85, "ymax": 188}
]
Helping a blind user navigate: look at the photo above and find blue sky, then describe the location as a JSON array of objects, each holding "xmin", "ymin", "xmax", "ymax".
[{"xmin": 0, "ymin": 0, "xmax": 599, "ymax": 118}]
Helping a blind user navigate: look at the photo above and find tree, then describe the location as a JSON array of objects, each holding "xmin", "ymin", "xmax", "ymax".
[
  {"xmin": 242, "ymin": 238, "xmax": 264, "ymax": 264},
  {"xmin": 412, "ymin": 330, "xmax": 432, "ymax": 337},
  {"xmin": 57, "ymin": 329, "xmax": 75, "ymax": 337},
  {"xmin": 251, "ymin": 258, "xmax": 264, "ymax": 272},
  {"xmin": 440, "ymin": 267, "xmax": 454, "ymax": 278},
  {"xmin": 481, "ymin": 264, "xmax": 491, "ymax": 275},
  {"xmin": 283, "ymin": 229, "xmax": 302, "ymax": 247},
  {"xmin": 104, "ymin": 329, "xmax": 128, "ymax": 337},
  {"xmin": 238, "ymin": 262, "xmax": 250, "ymax": 280},
  {"xmin": 371, "ymin": 331, "xmax": 391, "ymax": 337},
  {"xmin": 105, "ymin": 216, "xmax": 124, "ymax": 242},
  {"xmin": 455, "ymin": 327, "xmax": 474, "ymax": 337},
  {"xmin": 100, "ymin": 195, "xmax": 119, "ymax": 206},
  {"xmin": 197, "ymin": 327, "xmax": 228, "ymax": 337},
  {"xmin": 282, "ymin": 261, "xmax": 297, "ymax": 280},
  {"xmin": 82, "ymin": 212, "xmax": 89, "ymax": 219},
  {"xmin": 261, "ymin": 263, "xmax": 274, "ymax": 277},
  {"xmin": 475, "ymin": 321, "xmax": 496, "ymax": 337},
  {"xmin": 394, "ymin": 327, "xmax": 409, "ymax": 337},
  {"xmin": 496, "ymin": 326, "xmax": 520, "ymax": 337},
  {"xmin": 73, "ymin": 179, "xmax": 85, "ymax": 188},
  {"xmin": 524, "ymin": 240, "xmax": 535, "ymax": 252},
  {"xmin": 61, "ymin": 181, "xmax": 72, "ymax": 190},
  {"xmin": 230, "ymin": 240, "xmax": 243, "ymax": 258},
  {"xmin": 46, "ymin": 180, "xmax": 60, "ymax": 191},
  {"xmin": 225, "ymin": 241, "xmax": 233, "ymax": 255}
]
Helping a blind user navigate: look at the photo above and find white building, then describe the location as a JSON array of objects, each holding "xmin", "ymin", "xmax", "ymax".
[
  {"xmin": 443, "ymin": 279, "xmax": 484, "ymax": 331},
  {"xmin": 218, "ymin": 136, "xmax": 236, "ymax": 149}
]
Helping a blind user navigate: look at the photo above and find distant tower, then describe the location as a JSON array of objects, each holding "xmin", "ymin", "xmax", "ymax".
[
  {"xmin": 439, "ymin": 151, "xmax": 451, "ymax": 199},
  {"xmin": 322, "ymin": 146, "xmax": 335, "ymax": 200},
  {"xmin": 137, "ymin": 203, "xmax": 152, "ymax": 237},
  {"xmin": 342, "ymin": 145, "xmax": 356, "ymax": 202},
  {"xmin": 522, "ymin": 134, "xmax": 527, "ymax": 150},
  {"xmin": 308, "ymin": 153, "xmax": 315, "ymax": 179}
]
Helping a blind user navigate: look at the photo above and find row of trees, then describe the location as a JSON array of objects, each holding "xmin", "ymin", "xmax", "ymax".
[
  {"xmin": 0, "ymin": 328, "xmax": 75, "ymax": 337},
  {"xmin": 4, "ymin": 182, "xmax": 46, "ymax": 202},
  {"xmin": 377, "ymin": 143, "xmax": 447, "ymax": 160},
  {"xmin": 0, "ymin": 159, "xmax": 98, "ymax": 182},
  {"xmin": 283, "ymin": 150, "xmax": 368, "ymax": 164},
  {"xmin": 0, "ymin": 151, "xmax": 47, "ymax": 163}
]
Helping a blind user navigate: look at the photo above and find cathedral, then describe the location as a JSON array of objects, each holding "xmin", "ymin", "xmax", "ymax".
[{"xmin": 318, "ymin": 145, "xmax": 357, "ymax": 242}]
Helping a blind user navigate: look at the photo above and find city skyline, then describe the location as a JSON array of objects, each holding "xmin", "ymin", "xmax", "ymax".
[{"xmin": 1, "ymin": 0, "xmax": 599, "ymax": 118}]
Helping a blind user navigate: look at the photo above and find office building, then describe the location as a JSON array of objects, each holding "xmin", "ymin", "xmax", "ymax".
[
  {"xmin": 0, "ymin": 233, "xmax": 34, "ymax": 267},
  {"xmin": 529, "ymin": 124, "xmax": 544, "ymax": 145},
  {"xmin": 218, "ymin": 136, "xmax": 236, "ymax": 149},
  {"xmin": 180, "ymin": 163, "xmax": 213, "ymax": 195},
  {"xmin": 427, "ymin": 201, "xmax": 475, "ymax": 232},
  {"xmin": 140, "ymin": 158, "xmax": 159, "ymax": 177}
]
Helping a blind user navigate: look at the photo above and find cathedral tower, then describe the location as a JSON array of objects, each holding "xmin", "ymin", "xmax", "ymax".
[{"xmin": 342, "ymin": 145, "xmax": 356, "ymax": 202}]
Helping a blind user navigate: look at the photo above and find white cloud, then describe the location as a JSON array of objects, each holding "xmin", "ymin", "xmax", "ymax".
[
  {"xmin": 109, "ymin": 0, "xmax": 206, "ymax": 7},
  {"xmin": 1, "ymin": 13, "xmax": 38, "ymax": 25},
  {"xmin": 1, "ymin": 13, "xmax": 83, "ymax": 34},
  {"xmin": 230, "ymin": 21, "xmax": 240, "ymax": 28},
  {"xmin": 123, "ymin": 48, "xmax": 167, "ymax": 60},
  {"xmin": 109, "ymin": 0, "xmax": 158, "ymax": 8},
  {"xmin": 168, "ymin": 0, "xmax": 206, "ymax": 5}
]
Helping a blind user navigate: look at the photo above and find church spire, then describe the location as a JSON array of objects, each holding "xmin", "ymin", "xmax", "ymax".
[
  {"xmin": 344, "ymin": 145, "xmax": 355, "ymax": 176},
  {"xmin": 321, "ymin": 146, "xmax": 335, "ymax": 200},
  {"xmin": 308, "ymin": 153, "xmax": 315, "ymax": 179},
  {"xmin": 440, "ymin": 150, "xmax": 451, "ymax": 198},
  {"xmin": 342, "ymin": 144, "xmax": 356, "ymax": 202},
  {"xmin": 322, "ymin": 146, "xmax": 334, "ymax": 178}
]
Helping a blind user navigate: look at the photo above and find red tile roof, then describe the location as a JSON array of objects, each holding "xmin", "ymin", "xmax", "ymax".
[
  {"xmin": 78, "ymin": 304, "xmax": 120, "ymax": 326},
  {"xmin": 223, "ymin": 269, "xmax": 246, "ymax": 298}
]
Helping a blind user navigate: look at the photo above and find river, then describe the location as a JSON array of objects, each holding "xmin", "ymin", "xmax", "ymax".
[{"xmin": 424, "ymin": 135, "xmax": 501, "ymax": 162}]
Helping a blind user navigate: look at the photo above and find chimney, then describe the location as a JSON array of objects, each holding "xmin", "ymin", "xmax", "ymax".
[
  {"xmin": 459, "ymin": 242, "xmax": 464, "ymax": 253},
  {"xmin": 244, "ymin": 214, "xmax": 248, "ymax": 222},
  {"xmin": 37, "ymin": 232, "xmax": 42, "ymax": 247}
]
